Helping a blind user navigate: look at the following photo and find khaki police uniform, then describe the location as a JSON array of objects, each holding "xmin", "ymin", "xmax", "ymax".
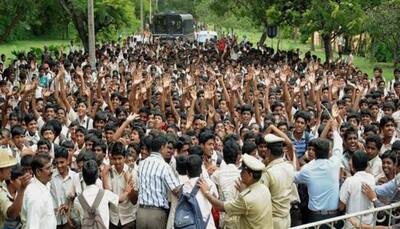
[
  {"xmin": 224, "ymin": 154, "xmax": 273, "ymax": 229},
  {"xmin": 0, "ymin": 149, "xmax": 18, "ymax": 228}
]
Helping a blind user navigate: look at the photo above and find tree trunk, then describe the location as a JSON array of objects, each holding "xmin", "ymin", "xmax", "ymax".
[
  {"xmin": 310, "ymin": 32, "xmax": 315, "ymax": 51},
  {"xmin": 394, "ymin": 46, "xmax": 400, "ymax": 68},
  {"xmin": 59, "ymin": 0, "xmax": 89, "ymax": 51},
  {"xmin": 258, "ymin": 27, "xmax": 267, "ymax": 46},
  {"xmin": 0, "ymin": 13, "xmax": 22, "ymax": 43},
  {"xmin": 322, "ymin": 34, "xmax": 332, "ymax": 64}
]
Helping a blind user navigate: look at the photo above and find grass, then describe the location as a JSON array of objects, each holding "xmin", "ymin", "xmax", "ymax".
[
  {"xmin": 0, "ymin": 40, "xmax": 70, "ymax": 64},
  {"xmin": 0, "ymin": 35, "xmax": 395, "ymax": 79},
  {"xmin": 232, "ymin": 29, "xmax": 394, "ymax": 79}
]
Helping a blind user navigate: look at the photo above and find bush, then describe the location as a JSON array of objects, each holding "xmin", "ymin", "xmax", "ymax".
[{"xmin": 369, "ymin": 40, "xmax": 393, "ymax": 63}]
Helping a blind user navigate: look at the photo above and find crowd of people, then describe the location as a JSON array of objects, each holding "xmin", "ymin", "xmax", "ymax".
[{"xmin": 0, "ymin": 32, "xmax": 400, "ymax": 229}]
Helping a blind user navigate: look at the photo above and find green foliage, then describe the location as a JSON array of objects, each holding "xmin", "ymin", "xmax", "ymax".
[{"xmin": 366, "ymin": 0, "xmax": 400, "ymax": 66}]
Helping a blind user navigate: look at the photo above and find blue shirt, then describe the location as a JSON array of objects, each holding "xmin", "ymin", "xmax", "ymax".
[
  {"xmin": 291, "ymin": 131, "xmax": 314, "ymax": 158},
  {"xmin": 294, "ymin": 130, "xmax": 343, "ymax": 211},
  {"xmin": 137, "ymin": 152, "xmax": 180, "ymax": 209},
  {"xmin": 375, "ymin": 176, "xmax": 400, "ymax": 204}
]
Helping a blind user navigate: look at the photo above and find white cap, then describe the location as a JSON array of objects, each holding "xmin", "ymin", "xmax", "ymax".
[
  {"xmin": 242, "ymin": 154, "xmax": 265, "ymax": 171},
  {"xmin": 264, "ymin": 134, "xmax": 285, "ymax": 144}
]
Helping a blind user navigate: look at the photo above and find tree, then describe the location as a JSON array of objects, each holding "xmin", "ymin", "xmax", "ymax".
[
  {"xmin": 209, "ymin": 0, "xmax": 310, "ymax": 45},
  {"xmin": 59, "ymin": 0, "xmax": 136, "ymax": 51},
  {"xmin": 366, "ymin": 0, "xmax": 400, "ymax": 67},
  {"xmin": 0, "ymin": 0, "xmax": 37, "ymax": 43}
]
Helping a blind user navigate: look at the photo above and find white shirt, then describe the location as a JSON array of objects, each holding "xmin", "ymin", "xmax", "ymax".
[
  {"xmin": 108, "ymin": 164, "xmax": 137, "ymax": 225},
  {"xmin": 368, "ymin": 155, "xmax": 385, "ymax": 182},
  {"xmin": 182, "ymin": 177, "xmax": 218, "ymax": 229},
  {"xmin": 74, "ymin": 185, "xmax": 119, "ymax": 229},
  {"xmin": 21, "ymin": 178, "xmax": 57, "ymax": 229},
  {"xmin": 211, "ymin": 163, "xmax": 240, "ymax": 202},
  {"xmin": 340, "ymin": 171, "xmax": 375, "ymax": 228},
  {"xmin": 50, "ymin": 169, "xmax": 80, "ymax": 225}
]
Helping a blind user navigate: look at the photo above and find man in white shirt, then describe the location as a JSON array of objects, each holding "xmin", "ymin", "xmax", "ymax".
[
  {"xmin": 339, "ymin": 151, "xmax": 375, "ymax": 228},
  {"xmin": 21, "ymin": 153, "xmax": 57, "ymax": 229},
  {"xmin": 74, "ymin": 160, "xmax": 119, "ymax": 229},
  {"xmin": 50, "ymin": 147, "xmax": 80, "ymax": 228},
  {"xmin": 182, "ymin": 154, "xmax": 218, "ymax": 229},
  {"xmin": 211, "ymin": 139, "xmax": 241, "ymax": 229}
]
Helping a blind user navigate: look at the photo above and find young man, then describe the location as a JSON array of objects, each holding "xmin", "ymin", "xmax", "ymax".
[
  {"xmin": 136, "ymin": 134, "xmax": 181, "ymax": 229},
  {"xmin": 102, "ymin": 142, "xmax": 136, "ymax": 229},
  {"xmin": 0, "ymin": 150, "xmax": 31, "ymax": 228},
  {"xmin": 198, "ymin": 154, "xmax": 273, "ymax": 229},
  {"xmin": 182, "ymin": 154, "xmax": 218, "ymax": 228},
  {"xmin": 210, "ymin": 139, "xmax": 241, "ymax": 229},
  {"xmin": 364, "ymin": 134, "xmax": 385, "ymax": 181},
  {"xmin": 75, "ymin": 160, "xmax": 119, "ymax": 229},
  {"xmin": 380, "ymin": 116, "xmax": 398, "ymax": 155},
  {"xmin": 50, "ymin": 147, "xmax": 80, "ymax": 228},
  {"xmin": 339, "ymin": 151, "xmax": 375, "ymax": 228},
  {"xmin": 291, "ymin": 111, "xmax": 314, "ymax": 158},
  {"xmin": 21, "ymin": 153, "xmax": 57, "ymax": 228}
]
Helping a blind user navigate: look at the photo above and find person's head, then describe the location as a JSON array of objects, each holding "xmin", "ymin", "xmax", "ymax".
[
  {"xmin": 44, "ymin": 104, "xmax": 57, "ymax": 120},
  {"xmin": 363, "ymin": 124, "xmax": 379, "ymax": 141},
  {"xmin": 242, "ymin": 140, "xmax": 257, "ymax": 157},
  {"xmin": 54, "ymin": 146, "xmax": 69, "ymax": 175},
  {"xmin": 199, "ymin": 130, "xmax": 215, "ymax": 157},
  {"xmin": 381, "ymin": 150, "xmax": 399, "ymax": 179},
  {"xmin": 75, "ymin": 126, "xmax": 87, "ymax": 147},
  {"xmin": 344, "ymin": 127, "xmax": 358, "ymax": 153},
  {"xmin": 264, "ymin": 134, "xmax": 284, "ymax": 158},
  {"xmin": 240, "ymin": 104, "xmax": 253, "ymax": 125},
  {"xmin": 380, "ymin": 116, "xmax": 396, "ymax": 138},
  {"xmin": 24, "ymin": 114, "xmax": 38, "ymax": 134},
  {"xmin": 351, "ymin": 150, "xmax": 369, "ymax": 173},
  {"xmin": 11, "ymin": 125, "xmax": 25, "ymax": 149},
  {"xmin": 294, "ymin": 111, "xmax": 310, "ymax": 134},
  {"xmin": 0, "ymin": 149, "xmax": 17, "ymax": 181},
  {"xmin": 104, "ymin": 123, "xmax": 117, "ymax": 142},
  {"xmin": 94, "ymin": 112, "xmax": 107, "ymax": 130},
  {"xmin": 175, "ymin": 155, "xmax": 188, "ymax": 176},
  {"xmin": 186, "ymin": 154, "xmax": 203, "ymax": 178},
  {"xmin": 365, "ymin": 134, "xmax": 382, "ymax": 159},
  {"xmin": 223, "ymin": 139, "xmax": 241, "ymax": 164},
  {"xmin": 37, "ymin": 139, "xmax": 51, "ymax": 154},
  {"xmin": 84, "ymin": 134, "xmax": 99, "ymax": 151},
  {"xmin": 31, "ymin": 153, "xmax": 52, "ymax": 184},
  {"xmin": 149, "ymin": 133, "xmax": 167, "ymax": 153},
  {"xmin": 189, "ymin": 145, "xmax": 204, "ymax": 160},
  {"xmin": 314, "ymin": 138, "xmax": 330, "ymax": 159},
  {"xmin": 6, "ymin": 164, "xmax": 24, "ymax": 190},
  {"xmin": 82, "ymin": 160, "xmax": 98, "ymax": 185},
  {"xmin": 20, "ymin": 155, "xmax": 33, "ymax": 175},
  {"xmin": 240, "ymin": 154, "xmax": 264, "ymax": 186},
  {"xmin": 76, "ymin": 150, "xmax": 96, "ymax": 172},
  {"xmin": 255, "ymin": 134, "xmax": 268, "ymax": 159},
  {"xmin": 109, "ymin": 142, "xmax": 126, "ymax": 172},
  {"xmin": 40, "ymin": 124, "xmax": 55, "ymax": 143}
]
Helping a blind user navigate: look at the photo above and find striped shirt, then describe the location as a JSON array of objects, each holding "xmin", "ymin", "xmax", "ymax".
[
  {"xmin": 291, "ymin": 131, "xmax": 314, "ymax": 158},
  {"xmin": 138, "ymin": 152, "xmax": 180, "ymax": 209}
]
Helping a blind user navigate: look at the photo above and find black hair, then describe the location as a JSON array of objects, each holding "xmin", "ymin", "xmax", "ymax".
[
  {"xmin": 380, "ymin": 116, "xmax": 395, "ymax": 129},
  {"xmin": 198, "ymin": 130, "xmax": 215, "ymax": 144},
  {"xmin": 365, "ymin": 134, "xmax": 383, "ymax": 150},
  {"xmin": 54, "ymin": 146, "xmax": 69, "ymax": 159},
  {"xmin": 294, "ymin": 110, "xmax": 311, "ymax": 122},
  {"xmin": 189, "ymin": 145, "xmax": 204, "ymax": 159},
  {"xmin": 364, "ymin": 124, "xmax": 379, "ymax": 135},
  {"xmin": 243, "ymin": 131, "xmax": 256, "ymax": 142},
  {"xmin": 344, "ymin": 127, "xmax": 358, "ymax": 141},
  {"xmin": 40, "ymin": 124, "xmax": 55, "ymax": 136},
  {"xmin": 10, "ymin": 164, "xmax": 24, "ymax": 180},
  {"xmin": 352, "ymin": 151, "xmax": 369, "ymax": 172},
  {"xmin": 37, "ymin": 139, "xmax": 51, "ymax": 150},
  {"xmin": 242, "ymin": 141, "xmax": 257, "ymax": 155},
  {"xmin": 31, "ymin": 153, "xmax": 51, "ymax": 176},
  {"xmin": 381, "ymin": 150, "xmax": 399, "ymax": 165},
  {"xmin": 175, "ymin": 155, "xmax": 188, "ymax": 176},
  {"xmin": 82, "ymin": 160, "xmax": 98, "ymax": 185},
  {"xmin": 186, "ymin": 154, "xmax": 202, "ymax": 178},
  {"xmin": 223, "ymin": 139, "xmax": 241, "ymax": 164},
  {"xmin": 46, "ymin": 119, "xmax": 62, "ymax": 137},
  {"xmin": 314, "ymin": 138, "xmax": 330, "ymax": 159},
  {"xmin": 267, "ymin": 141, "xmax": 284, "ymax": 157},
  {"xmin": 109, "ymin": 141, "xmax": 127, "ymax": 157},
  {"xmin": 76, "ymin": 150, "xmax": 96, "ymax": 163},
  {"xmin": 23, "ymin": 113, "xmax": 37, "ymax": 125},
  {"xmin": 149, "ymin": 134, "xmax": 167, "ymax": 152},
  {"xmin": 11, "ymin": 125, "xmax": 25, "ymax": 137},
  {"xmin": 20, "ymin": 155, "xmax": 33, "ymax": 167}
]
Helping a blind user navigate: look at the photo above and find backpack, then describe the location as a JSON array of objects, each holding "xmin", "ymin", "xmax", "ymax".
[
  {"xmin": 174, "ymin": 181, "xmax": 210, "ymax": 229},
  {"xmin": 78, "ymin": 189, "xmax": 107, "ymax": 229}
]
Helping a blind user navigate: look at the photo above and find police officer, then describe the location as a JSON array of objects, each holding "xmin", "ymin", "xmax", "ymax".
[
  {"xmin": 198, "ymin": 153, "xmax": 273, "ymax": 229},
  {"xmin": 0, "ymin": 149, "xmax": 31, "ymax": 228},
  {"xmin": 261, "ymin": 133, "xmax": 295, "ymax": 229}
]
